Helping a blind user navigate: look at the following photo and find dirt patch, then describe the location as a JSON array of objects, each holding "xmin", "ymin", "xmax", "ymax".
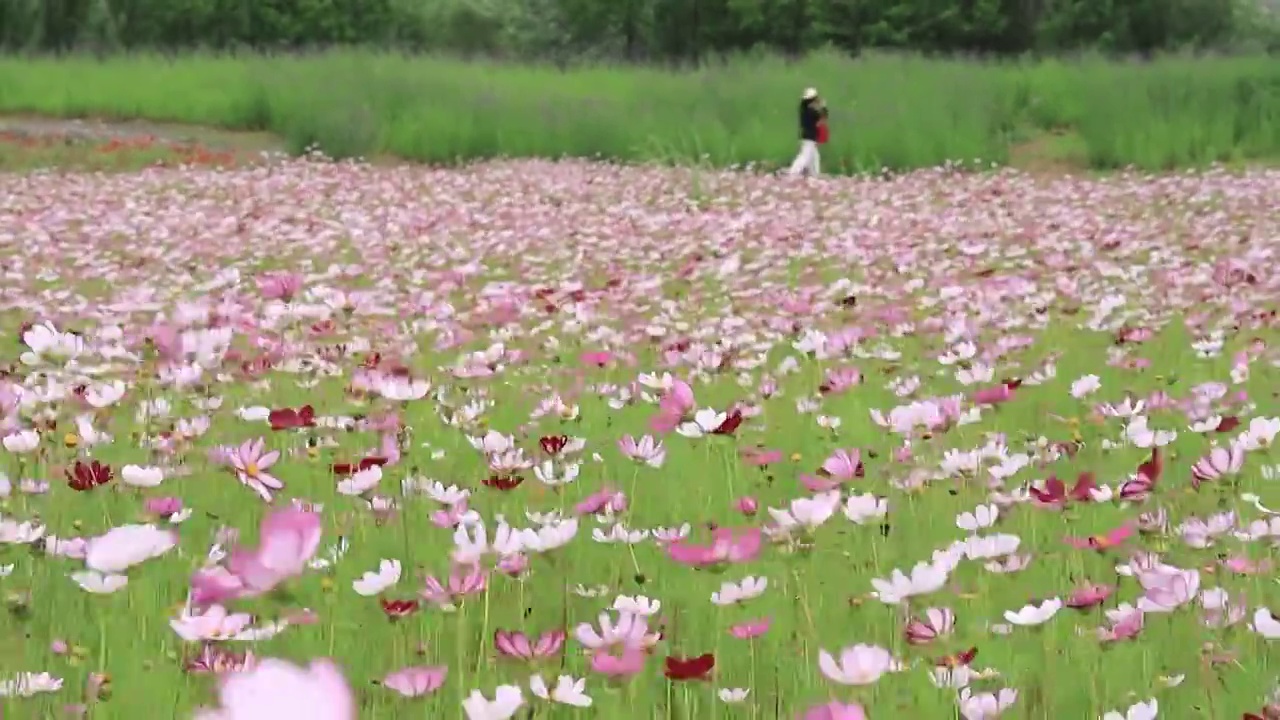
[
  {"xmin": 1007, "ymin": 130, "xmax": 1092, "ymax": 176},
  {"xmin": 0, "ymin": 115, "xmax": 283, "ymax": 153}
]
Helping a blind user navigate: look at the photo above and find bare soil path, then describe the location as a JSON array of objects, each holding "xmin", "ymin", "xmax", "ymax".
[{"xmin": 0, "ymin": 114, "xmax": 283, "ymax": 152}]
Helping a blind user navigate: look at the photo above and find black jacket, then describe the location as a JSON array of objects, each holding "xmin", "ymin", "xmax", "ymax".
[{"xmin": 799, "ymin": 99, "xmax": 828, "ymax": 141}]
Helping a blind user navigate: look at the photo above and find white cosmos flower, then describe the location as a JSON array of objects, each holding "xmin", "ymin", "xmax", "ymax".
[
  {"xmin": 956, "ymin": 504, "xmax": 999, "ymax": 532},
  {"xmin": 1, "ymin": 431, "xmax": 39, "ymax": 454},
  {"xmin": 529, "ymin": 674, "xmax": 591, "ymax": 707},
  {"xmin": 591, "ymin": 524, "xmax": 648, "ymax": 544},
  {"xmin": 70, "ymin": 570, "xmax": 128, "ymax": 594},
  {"xmin": 769, "ymin": 490, "xmax": 841, "ymax": 532},
  {"xmin": 843, "ymin": 493, "xmax": 888, "ymax": 524},
  {"xmin": 718, "ymin": 688, "xmax": 750, "ymax": 703},
  {"xmin": 1003, "ymin": 598, "xmax": 1062, "ymax": 626},
  {"xmin": 352, "ymin": 559, "xmax": 402, "ymax": 596},
  {"xmin": 121, "ymin": 465, "xmax": 165, "ymax": 488},
  {"xmin": 236, "ymin": 406, "xmax": 272, "ymax": 422},
  {"xmin": 170, "ymin": 604, "xmax": 254, "ymax": 641},
  {"xmin": 710, "ymin": 576, "xmax": 768, "ymax": 605},
  {"xmin": 676, "ymin": 408, "xmax": 727, "ymax": 438},
  {"xmin": 0, "ymin": 517, "xmax": 45, "ymax": 544},
  {"xmin": 612, "ymin": 595, "xmax": 660, "ymax": 616},
  {"xmin": 519, "ymin": 519, "xmax": 578, "ymax": 553},
  {"xmin": 336, "ymin": 465, "xmax": 382, "ymax": 496},
  {"xmin": 871, "ymin": 562, "xmax": 949, "ymax": 604},
  {"xmin": 83, "ymin": 524, "xmax": 177, "ymax": 574},
  {"xmin": 1102, "ymin": 698, "xmax": 1158, "ymax": 720},
  {"xmin": 0, "ymin": 671, "xmax": 63, "ymax": 697},
  {"xmin": 462, "ymin": 684, "xmax": 524, "ymax": 720}
]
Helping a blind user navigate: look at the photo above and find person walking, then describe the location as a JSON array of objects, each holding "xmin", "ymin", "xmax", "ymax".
[{"xmin": 787, "ymin": 87, "xmax": 828, "ymax": 177}]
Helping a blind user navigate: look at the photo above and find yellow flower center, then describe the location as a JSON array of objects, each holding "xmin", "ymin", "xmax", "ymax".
[
  {"xmin": 64, "ymin": 433, "xmax": 80, "ymax": 448},
  {"xmin": 244, "ymin": 462, "xmax": 259, "ymax": 476}
]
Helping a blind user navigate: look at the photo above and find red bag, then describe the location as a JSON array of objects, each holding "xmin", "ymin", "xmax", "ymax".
[{"xmin": 816, "ymin": 120, "xmax": 829, "ymax": 145}]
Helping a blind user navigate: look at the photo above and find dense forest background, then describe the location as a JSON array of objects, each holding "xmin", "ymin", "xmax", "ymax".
[{"xmin": 2, "ymin": 0, "xmax": 1279, "ymax": 60}]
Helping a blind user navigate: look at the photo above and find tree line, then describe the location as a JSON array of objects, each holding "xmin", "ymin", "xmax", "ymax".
[{"xmin": 1, "ymin": 0, "xmax": 1277, "ymax": 60}]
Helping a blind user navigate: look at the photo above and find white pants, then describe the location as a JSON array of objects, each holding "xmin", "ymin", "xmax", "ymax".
[{"xmin": 787, "ymin": 140, "xmax": 820, "ymax": 176}]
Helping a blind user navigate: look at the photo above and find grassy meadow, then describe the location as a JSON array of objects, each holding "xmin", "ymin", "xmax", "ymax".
[
  {"xmin": 0, "ymin": 51, "xmax": 1279, "ymax": 171},
  {"xmin": 1, "ymin": 139, "xmax": 1280, "ymax": 719}
]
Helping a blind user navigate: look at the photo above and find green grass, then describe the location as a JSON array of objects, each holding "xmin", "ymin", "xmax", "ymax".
[
  {"xmin": 3, "ymin": 323, "xmax": 1280, "ymax": 718},
  {"xmin": 0, "ymin": 50, "xmax": 1279, "ymax": 171}
]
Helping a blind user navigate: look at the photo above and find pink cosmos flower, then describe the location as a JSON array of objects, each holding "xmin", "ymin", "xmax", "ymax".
[
  {"xmin": 574, "ymin": 488, "xmax": 628, "ymax": 516},
  {"xmin": 971, "ymin": 383, "xmax": 1014, "ymax": 405},
  {"xmin": 224, "ymin": 506, "xmax": 323, "ymax": 596},
  {"xmin": 193, "ymin": 657, "xmax": 354, "ymax": 720},
  {"xmin": 589, "ymin": 647, "xmax": 646, "ymax": 677},
  {"xmin": 574, "ymin": 611, "xmax": 660, "ymax": 651},
  {"xmin": 819, "ymin": 367, "xmax": 861, "ymax": 395},
  {"xmin": 648, "ymin": 379, "xmax": 695, "ymax": 432},
  {"xmin": 226, "ymin": 438, "xmax": 283, "ymax": 502},
  {"xmin": 820, "ymin": 449, "xmax": 864, "ymax": 481},
  {"xmin": 420, "ymin": 564, "xmax": 487, "ymax": 606},
  {"xmin": 1064, "ymin": 583, "xmax": 1114, "ymax": 609},
  {"xmin": 729, "ymin": 617, "xmax": 771, "ymax": 639},
  {"xmin": 1137, "ymin": 566, "xmax": 1200, "ymax": 612},
  {"xmin": 904, "ymin": 607, "xmax": 954, "ymax": 644},
  {"xmin": 494, "ymin": 629, "xmax": 565, "ymax": 660},
  {"xmin": 617, "ymin": 434, "xmax": 666, "ymax": 468},
  {"xmin": 256, "ymin": 272, "xmax": 303, "ymax": 302},
  {"xmin": 800, "ymin": 702, "xmax": 868, "ymax": 720},
  {"xmin": 1190, "ymin": 444, "xmax": 1245, "ymax": 488},
  {"xmin": 667, "ymin": 527, "xmax": 762, "ymax": 567},
  {"xmin": 381, "ymin": 665, "xmax": 447, "ymax": 697}
]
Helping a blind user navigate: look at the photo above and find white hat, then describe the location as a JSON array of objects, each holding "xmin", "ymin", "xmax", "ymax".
[{"xmin": 802, "ymin": 87, "xmax": 818, "ymax": 99}]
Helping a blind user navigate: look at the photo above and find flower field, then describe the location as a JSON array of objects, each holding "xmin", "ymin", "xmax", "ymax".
[{"xmin": 1, "ymin": 156, "xmax": 1280, "ymax": 719}]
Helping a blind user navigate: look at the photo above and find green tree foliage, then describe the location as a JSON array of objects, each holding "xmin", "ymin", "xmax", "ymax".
[{"xmin": 0, "ymin": 0, "xmax": 1277, "ymax": 57}]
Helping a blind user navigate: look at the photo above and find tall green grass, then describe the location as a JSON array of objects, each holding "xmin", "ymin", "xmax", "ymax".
[{"xmin": 0, "ymin": 50, "xmax": 1278, "ymax": 171}]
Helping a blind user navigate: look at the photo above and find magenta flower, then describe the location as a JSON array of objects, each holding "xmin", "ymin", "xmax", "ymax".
[
  {"xmin": 575, "ymin": 488, "xmax": 628, "ymax": 516},
  {"xmin": 494, "ymin": 629, "xmax": 565, "ymax": 660},
  {"xmin": 588, "ymin": 647, "xmax": 647, "ymax": 677},
  {"xmin": 145, "ymin": 496, "xmax": 184, "ymax": 517},
  {"xmin": 667, "ymin": 527, "xmax": 762, "ymax": 567}
]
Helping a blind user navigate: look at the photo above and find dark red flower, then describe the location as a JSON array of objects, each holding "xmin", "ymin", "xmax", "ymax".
[
  {"xmin": 331, "ymin": 456, "xmax": 387, "ymax": 475},
  {"xmin": 540, "ymin": 435, "xmax": 569, "ymax": 456},
  {"xmin": 934, "ymin": 646, "xmax": 978, "ymax": 667},
  {"xmin": 483, "ymin": 475, "xmax": 524, "ymax": 491},
  {"xmin": 380, "ymin": 598, "xmax": 419, "ymax": 619},
  {"xmin": 67, "ymin": 460, "xmax": 113, "ymax": 491},
  {"xmin": 269, "ymin": 405, "xmax": 316, "ymax": 431},
  {"xmin": 1216, "ymin": 416, "xmax": 1241, "ymax": 433},
  {"xmin": 712, "ymin": 411, "xmax": 743, "ymax": 436},
  {"xmin": 240, "ymin": 355, "xmax": 274, "ymax": 376},
  {"xmin": 664, "ymin": 653, "xmax": 715, "ymax": 681},
  {"xmin": 1030, "ymin": 472, "xmax": 1095, "ymax": 506},
  {"xmin": 1135, "ymin": 447, "xmax": 1163, "ymax": 484}
]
